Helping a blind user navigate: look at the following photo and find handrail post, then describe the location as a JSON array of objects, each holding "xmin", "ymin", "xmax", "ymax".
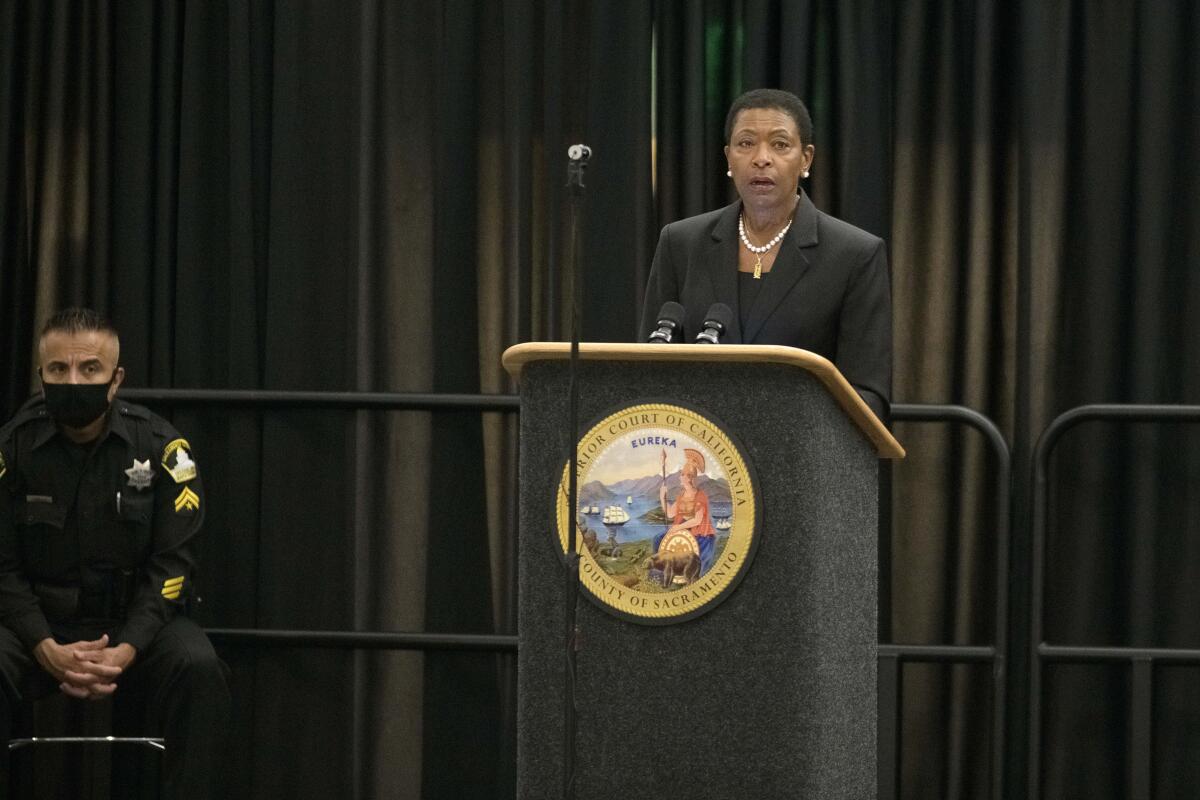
[
  {"xmin": 891, "ymin": 404, "xmax": 1011, "ymax": 800},
  {"xmin": 878, "ymin": 652, "xmax": 902, "ymax": 800},
  {"xmin": 1129, "ymin": 657, "xmax": 1153, "ymax": 800}
]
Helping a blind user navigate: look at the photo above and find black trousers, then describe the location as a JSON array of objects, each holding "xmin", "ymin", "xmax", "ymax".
[{"xmin": 0, "ymin": 616, "xmax": 230, "ymax": 800}]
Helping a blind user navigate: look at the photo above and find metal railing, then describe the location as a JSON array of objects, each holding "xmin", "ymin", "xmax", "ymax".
[
  {"xmin": 120, "ymin": 387, "xmax": 522, "ymax": 656},
  {"xmin": 122, "ymin": 388, "xmax": 1010, "ymax": 798},
  {"xmin": 879, "ymin": 404, "xmax": 1011, "ymax": 800},
  {"xmin": 1028, "ymin": 404, "xmax": 1200, "ymax": 800},
  {"xmin": 122, "ymin": 388, "xmax": 520, "ymax": 413}
]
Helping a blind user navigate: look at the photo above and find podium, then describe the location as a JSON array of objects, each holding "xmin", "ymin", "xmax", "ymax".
[{"xmin": 502, "ymin": 343, "xmax": 903, "ymax": 800}]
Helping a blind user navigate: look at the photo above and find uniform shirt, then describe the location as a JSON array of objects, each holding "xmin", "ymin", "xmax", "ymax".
[{"xmin": 0, "ymin": 396, "xmax": 204, "ymax": 653}]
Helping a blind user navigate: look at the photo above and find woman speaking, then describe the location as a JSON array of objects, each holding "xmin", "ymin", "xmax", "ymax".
[{"xmin": 639, "ymin": 88, "xmax": 891, "ymax": 418}]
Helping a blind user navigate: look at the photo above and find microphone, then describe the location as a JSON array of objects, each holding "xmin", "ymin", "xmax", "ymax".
[
  {"xmin": 694, "ymin": 303, "xmax": 734, "ymax": 344},
  {"xmin": 647, "ymin": 302, "xmax": 685, "ymax": 343},
  {"xmin": 567, "ymin": 144, "xmax": 591, "ymax": 190}
]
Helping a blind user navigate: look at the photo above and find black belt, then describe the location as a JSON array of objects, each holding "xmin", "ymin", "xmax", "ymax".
[{"xmin": 32, "ymin": 570, "xmax": 135, "ymax": 621}]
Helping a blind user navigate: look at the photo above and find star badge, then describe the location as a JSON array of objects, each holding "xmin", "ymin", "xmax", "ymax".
[{"xmin": 124, "ymin": 458, "xmax": 154, "ymax": 490}]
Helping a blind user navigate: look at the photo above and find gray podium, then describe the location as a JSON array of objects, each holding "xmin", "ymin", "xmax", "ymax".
[{"xmin": 502, "ymin": 343, "xmax": 904, "ymax": 800}]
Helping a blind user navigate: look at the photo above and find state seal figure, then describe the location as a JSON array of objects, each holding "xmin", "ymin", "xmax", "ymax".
[{"xmin": 652, "ymin": 448, "xmax": 717, "ymax": 584}]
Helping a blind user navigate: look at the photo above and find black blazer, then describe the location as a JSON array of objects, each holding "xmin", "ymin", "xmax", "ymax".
[{"xmin": 639, "ymin": 192, "xmax": 892, "ymax": 418}]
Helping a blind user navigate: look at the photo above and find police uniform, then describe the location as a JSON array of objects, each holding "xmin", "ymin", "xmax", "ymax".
[{"xmin": 0, "ymin": 396, "xmax": 229, "ymax": 799}]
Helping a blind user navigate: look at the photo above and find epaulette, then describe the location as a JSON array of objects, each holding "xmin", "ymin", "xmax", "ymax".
[
  {"xmin": 115, "ymin": 402, "xmax": 152, "ymax": 421},
  {"xmin": 114, "ymin": 400, "xmax": 183, "ymax": 451},
  {"xmin": 0, "ymin": 395, "xmax": 50, "ymax": 441},
  {"xmin": 148, "ymin": 411, "xmax": 183, "ymax": 442},
  {"xmin": 1, "ymin": 397, "xmax": 48, "ymax": 482}
]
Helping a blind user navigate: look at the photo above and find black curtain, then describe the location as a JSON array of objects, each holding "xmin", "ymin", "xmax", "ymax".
[
  {"xmin": 0, "ymin": 1, "xmax": 647, "ymax": 796},
  {"xmin": 2, "ymin": 1, "xmax": 1199, "ymax": 798},
  {"xmin": 1023, "ymin": 1, "xmax": 1200, "ymax": 797}
]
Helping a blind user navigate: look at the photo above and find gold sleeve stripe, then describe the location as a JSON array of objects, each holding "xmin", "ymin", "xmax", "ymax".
[
  {"xmin": 162, "ymin": 576, "xmax": 185, "ymax": 599},
  {"xmin": 174, "ymin": 487, "xmax": 200, "ymax": 512}
]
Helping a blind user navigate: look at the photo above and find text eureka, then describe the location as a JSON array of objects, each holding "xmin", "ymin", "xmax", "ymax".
[
  {"xmin": 575, "ymin": 411, "xmax": 751, "ymax": 508},
  {"xmin": 581, "ymin": 551, "xmax": 740, "ymax": 611}
]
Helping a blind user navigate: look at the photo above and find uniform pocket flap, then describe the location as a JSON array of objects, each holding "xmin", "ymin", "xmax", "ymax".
[
  {"xmin": 118, "ymin": 492, "xmax": 154, "ymax": 524},
  {"xmin": 19, "ymin": 500, "xmax": 67, "ymax": 528}
]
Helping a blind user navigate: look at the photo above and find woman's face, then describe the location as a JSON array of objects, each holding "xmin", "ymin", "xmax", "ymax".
[
  {"xmin": 724, "ymin": 107, "xmax": 814, "ymax": 214},
  {"xmin": 681, "ymin": 466, "xmax": 697, "ymax": 489}
]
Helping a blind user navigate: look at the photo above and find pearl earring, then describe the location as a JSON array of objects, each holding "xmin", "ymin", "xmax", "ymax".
[
  {"xmin": 726, "ymin": 169, "xmax": 732, "ymax": 177},
  {"xmin": 803, "ymin": 170, "xmax": 810, "ymax": 178}
]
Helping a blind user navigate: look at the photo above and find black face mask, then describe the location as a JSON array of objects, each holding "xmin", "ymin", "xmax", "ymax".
[{"xmin": 41, "ymin": 372, "xmax": 116, "ymax": 429}]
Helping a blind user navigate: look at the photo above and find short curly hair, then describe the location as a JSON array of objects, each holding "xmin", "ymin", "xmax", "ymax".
[{"xmin": 724, "ymin": 88, "xmax": 814, "ymax": 147}]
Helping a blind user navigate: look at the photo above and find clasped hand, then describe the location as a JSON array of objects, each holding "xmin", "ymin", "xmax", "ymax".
[{"xmin": 34, "ymin": 634, "xmax": 137, "ymax": 700}]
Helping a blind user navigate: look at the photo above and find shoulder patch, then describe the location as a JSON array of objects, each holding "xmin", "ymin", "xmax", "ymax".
[{"xmin": 162, "ymin": 438, "xmax": 198, "ymax": 484}]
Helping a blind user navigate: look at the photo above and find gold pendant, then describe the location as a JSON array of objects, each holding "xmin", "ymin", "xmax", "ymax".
[{"xmin": 753, "ymin": 254, "xmax": 763, "ymax": 279}]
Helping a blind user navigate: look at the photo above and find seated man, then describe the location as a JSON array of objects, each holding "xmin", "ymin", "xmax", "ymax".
[{"xmin": 0, "ymin": 308, "xmax": 229, "ymax": 799}]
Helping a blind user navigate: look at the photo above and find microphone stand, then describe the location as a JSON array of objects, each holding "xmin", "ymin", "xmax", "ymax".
[{"xmin": 562, "ymin": 142, "xmax": 590, "ymax": 800}]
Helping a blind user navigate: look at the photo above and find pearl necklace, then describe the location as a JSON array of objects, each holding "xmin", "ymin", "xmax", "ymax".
[{"xmin": 738, "ymin": 213, "xmax": 792, "ymax": 279}]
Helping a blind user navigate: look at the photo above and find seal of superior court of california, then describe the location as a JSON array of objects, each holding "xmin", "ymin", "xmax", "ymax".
[{"xmin": 555, "ymin": 402, "xmax": 760, "ymax": 624}]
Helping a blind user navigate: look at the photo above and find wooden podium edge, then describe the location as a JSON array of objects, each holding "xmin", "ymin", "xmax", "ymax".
[{"xmin": 501, "ymin": 342, "xmax": 904, "ymax": 459}]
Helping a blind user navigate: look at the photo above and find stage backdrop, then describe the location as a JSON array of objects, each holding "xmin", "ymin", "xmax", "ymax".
[{"xmin": 1, "ymin": 1, "xmax": 1199, "ymax": 798}]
